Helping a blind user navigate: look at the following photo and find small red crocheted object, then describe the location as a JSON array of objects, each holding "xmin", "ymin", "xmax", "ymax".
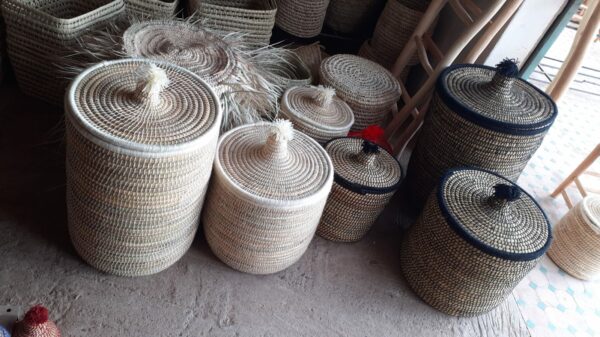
[
  {"xmin": 13, "ymin": 306, "xmax": 61, "ymax": 337},
  {"xmin": 348, "ymin": 125, "xmax": 393, "ymax": 153}
]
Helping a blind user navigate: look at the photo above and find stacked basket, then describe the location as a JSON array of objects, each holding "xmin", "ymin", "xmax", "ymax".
[
  {"xmin": 275, "ymin": 0, "xmax": 329, "ymax": 38},
  {"xmin": 318, "ymin": 138, "xmax": 402, "ymax": 242},
  {"xmin": 548, "ymin": 196, "xmax": 600, "ymax": 280},
  {"xmin": 406, "ymin": 60, "xmax": 558, "ymax": 207},
  {"xmin": 203, "ymin": 120, "xmax": 334, "ymax": 274},
  {"xmin": 325, "ymin": 0, "xmax": 385, "ymax": 35},
  {"xmin": 124, "ymin": 0, "xmax": 179, "ymax": 18},
  {"xmin": 187, "ymin": 0, "xmax": 277, "ymax": 48},
  {"xmin": 320, "ymin": 54, "xmax": 401, "ymax": 131},
  {"xmin": 280, "ymin": 85, "xmax": 354, "ymax": 144},
  {"xmin": 66, "ymin": 59, "xmax": 222, "ymax": 276},
  {"xmin": 401, "ymin": 168, "xmax": 551, "ymax": 316},
  {"xmin": 1, "ymin": 0, "xmax": 126, "ymax": 105}
]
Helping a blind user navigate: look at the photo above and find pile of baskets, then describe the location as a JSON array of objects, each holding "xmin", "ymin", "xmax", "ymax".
[
  {"xmin": 124, "ymin": 0, "xmax": 179, "ymax": 18},
  {"xmin": 1, "ymin": 0, "xmax": 126, "ymax": 105}
]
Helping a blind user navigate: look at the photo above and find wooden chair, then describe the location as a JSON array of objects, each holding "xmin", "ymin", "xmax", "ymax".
[
  {"xmin": 384, "ymin": 0, "xmax": 524, "ymax": 157},
  {"xmin": 551, "ymin": 144, "xmax": 600, "ymax": 208}
]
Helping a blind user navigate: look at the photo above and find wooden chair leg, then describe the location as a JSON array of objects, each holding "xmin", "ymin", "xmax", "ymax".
[{"xmin": 551, "ymin": 144, "xmax": 600, "ymax": 197}]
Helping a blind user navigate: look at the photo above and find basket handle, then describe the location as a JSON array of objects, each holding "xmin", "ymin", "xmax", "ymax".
[{"xmin": 133, "ymin": 64, "xmax": 170, "ymax": 107}]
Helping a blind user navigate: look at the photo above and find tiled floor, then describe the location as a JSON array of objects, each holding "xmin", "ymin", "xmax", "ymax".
[{"xmin": 513, "ymin": 26, "xmax": 600, "ymax": 337}]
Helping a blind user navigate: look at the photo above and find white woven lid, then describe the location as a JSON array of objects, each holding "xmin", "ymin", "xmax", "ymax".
[{"xmin": 67, "ymin": 59, "xmax": 221, "ymax": 154}]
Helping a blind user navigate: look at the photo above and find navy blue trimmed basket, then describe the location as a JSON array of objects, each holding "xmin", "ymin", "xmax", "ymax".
[
  {"xmin": 406, "ymin": 59, "xmax": 558, "ymax": 207},
  {"xmin": 317, "ymin": 137, "xmax": 403, "ymax": 242},
  {"xmin": 401, "ymin": 168, "xmax": 551, "ymax": 316}
]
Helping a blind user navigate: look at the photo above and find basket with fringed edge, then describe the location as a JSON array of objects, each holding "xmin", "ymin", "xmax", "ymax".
[
  {"xmin": 548, "ymin": 196, "xmax": 600, "ymax": 280},
  {"xmin": 66, "ymin": 59, "xmax": 222, "ymax": 276},
  {"xmin": 325, "ymin": 0, "xmax": 385, "ymax": 35},
  {"xmin": 293, "ymin": 42, "xmax": 323, "ymax": 84},
  {"xmin": 401, "ymin": 168, "xmax": 551, "ymax": 316},
  {"xmin": 320, "ymin": 54, "xmax": 401, "ymax": 131},
  {"xmin": 187, "ymin": 0, "xmax": 276, "ymax": 48},
  {"xmin": 124, "ymin": 0, "xmax": 179, "ymax": 18},
  {"xmin": 275, "ymin": 0, "xmax": 329, "ymax": 38},
  {"xmin": 1, "ymin": 0, "xmax": 126, "ymax": 105},
  {"xmin": 202, "ymin": 120, "xmax": 334, "ymax": 274},
  {"xmin": 406, "ymin": 59, "xmax": 558, "ymax": 208},
  {"xmin": 318, "ymin": 138, "xmax": 402, "ymax": 242},
  {"xmin": 280, "ymin": 85, "xmax": 354, "ymax": 144}
]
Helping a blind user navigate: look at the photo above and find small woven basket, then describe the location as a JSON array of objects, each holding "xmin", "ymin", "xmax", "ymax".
[
  {"xmin": 325, "ymin": 0, "xmax": 385, "ymax": 35},
  {"xmin": 275, "ymin": 0, "xmax": 329, "ymax": 38},
  {"xmin": 263, "ymin": 53, "xmax": 312, "ymax": 93},
  {"xmin": 318, "ymin": 138, "xmax": 402, "ymax": 242},
  {"xmin": 320, "ymin": 54, "xmax": 401, "ymax": 131},
  {"xmin": 1, "ymin": 0, "xmax": 126, "ymax": 105},
  {"xmin": 66, "ymin": 59, "xmax": 222, "ymax": 276},
  {"xmin": 401, "ymin": 168, "xmax": 551, "ymax": 316},
  {"xmin": 406, "ymin": 60, "xmax": 558, "ymax": 207},
  {"xmin": 280, "ymin": 85, "xmax": 354, "ymax": 144},
  {"xmin": 188, "ymin": 0, "xmax": 276, "ymax": 48},
  {"xmin": 124, "ymin": 0, "xmax": 179, "ymax": 18},
  {"xmin": 293, "ymin": 42, "xmax": 322, "ymax": 84},
  {"xmin": 202, "ymin": 120, "xmax": 334, "ymax": 274},
  {"xmin": 548, "ymin": 196, "xmax": 600, "ymax": 280}
]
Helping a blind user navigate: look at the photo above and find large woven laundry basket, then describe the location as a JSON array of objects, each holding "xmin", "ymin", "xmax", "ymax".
[
  {"xmin": 280, "ymin": 85, "xmax": 354, "ymax": 144},
  {"xmin": 124, "ymin": 0, "xmax": 179, "ymax": 18},
  {"xmin": 203, "ymin": 120, "xmax": 334, "ymax": 274},
  {"xmin": 1, "ymin": 0, "xmax": 126, "ymax": 105},
  {"xmin": 187, "ymin": 0, "xmax": 276, "ymax": 48},
  {"xmin": 275, "ymin": 0, "xmax": 329, "ymax": 38},
  {"xmin": 65, "ymin": 59, "xmax": 222, "ymax": 276},
  {"xmin": 320, "ymin": 54, "xmax": 401, "ymax": 131},
  {"xmin": 318, "ymin": 138, "xmax": 402, "ymax": 242},
  {"xmin": 548, "ymin": 196, "xmax": 600, "ymax": 280},
  {"xmin": 325, "ymin": 0, "xmax": 385, "ymax": 35},
  {"xmin": 401, "ymin": 168, "xmax": 551, "ymax": 316},
  {"xmin": 406, "ymin": 60, "xmax": 558, "ymax": 207}
]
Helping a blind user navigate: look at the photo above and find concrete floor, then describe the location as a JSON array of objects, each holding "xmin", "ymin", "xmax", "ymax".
[{"xmin": 0, "ymin": 83, "xmax": 530, "ymax": 337}]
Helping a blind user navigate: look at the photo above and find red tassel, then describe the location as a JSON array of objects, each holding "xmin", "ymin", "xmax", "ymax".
[
  {"xmin": 24, "ymin": 306, "xmax": 49, "ymax": 325},
  {"xmin": 348, "ymin": 125, "xmax": 393, "ymax": 153}
]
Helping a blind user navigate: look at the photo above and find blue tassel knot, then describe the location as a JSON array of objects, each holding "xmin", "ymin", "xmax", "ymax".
[
  {"xmin": 495, "ymin": 58, "xmax": 519, "ymax": 78},
  {"xmin": 493, "ymin": 183, "xmax": 521, "ymax": 202}
]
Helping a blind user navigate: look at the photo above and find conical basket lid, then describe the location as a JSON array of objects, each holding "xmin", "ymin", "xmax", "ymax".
[
  {"xmin": 325, "ymin": 138, "xmax": 402, "ymax": 194},
  {"xmin": 438, "ymin": 168, "xmax": 551, "ymax": 261},
  {"xmin": 67, "ymin": 59, "xmax": 221, "ymax": 152},
  {"xmin": 437, "ymin": 60, "xmax": 557, "ymax": 135},
  {"xmin": 215, "ymin": 120, "xmax": 334, "ymax": 202},
  {"xmin": 281, "ymin": 85, "xmax": 354, "ymax": 132}
]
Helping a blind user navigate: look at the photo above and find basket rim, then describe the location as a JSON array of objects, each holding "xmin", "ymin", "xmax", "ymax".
[
  {"xmin": 325, "ymin": 137, "xmax": 403, "ymax": 195},
  {"xmin": 66, "ymin": 58, "xmax": 223, "ymax": 157},
  {"xmin": 438, "ymin": 167, "xmax": 552, "ymax": 262},
  {"xmin": 437, "ymin": 64, "xmax": 558, "ymax": 136}
]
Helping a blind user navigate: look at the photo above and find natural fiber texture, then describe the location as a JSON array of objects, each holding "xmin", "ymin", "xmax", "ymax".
[
  {"xmin": 66, "ymin": 59, "xmax": 221, "ymax": 276},
  {"xmin": 187, "ymin": 0, "xmax": 276, "ymax": 48},
  {"xmin": 320, "ymin": 54, "xmax": 401, "ymax": 131},
  {"xmin": 124, "ymin": 0, "xmax": 179, "ymax": 18},
  {"xmin": 325, "ymin": 0, "xmax": 385, "ymax": 35},
  {"xmin": 548, "ymin": 196, "xmax": 600, "ymax": 280},
  {"xmin": 280, "ymin": 85, "xmax": 354, "ymax": 144},
  {"xmin": 1, "ymin": 0, "xmax": 126, "ymax": 105},
  {"xmin": 262, "ymin": 52, "xmax": 312, "ymax": 94},
  {"xmin": 13, "ymin": 305, "xmax": 60, "ymax": 337},
  {"xmin": 203, "ymin": 120, "xmax": 334, "ymax": 274},
  {"xmin": 276, "ymin": 0, "xmax": 329, "ymax": 38},
  {"xmin": 406, "ymin": 61, "xmax": 558, "ymax": 207},
  {"xmin": 318, "ymin": 138, "xmax": 402, "ymax": 242},
  {"xmin": 370, "ymin": 0, "xmax": 424, "ymax": 68},
  {"xmin": 401, "ymin": 168, "xmax": 551, "ymax": 316},
  {"xmin": 357, "ymin": 39, "xmax": 410, "ymax": 80},
  {"xmin": 293, "ymin": 42, "xmax": 322, "ymax": 84}
]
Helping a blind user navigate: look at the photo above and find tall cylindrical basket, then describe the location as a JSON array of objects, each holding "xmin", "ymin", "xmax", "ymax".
[{"xmin": 275, "ymin": 0, "xmax": 329, "ymax": 38}]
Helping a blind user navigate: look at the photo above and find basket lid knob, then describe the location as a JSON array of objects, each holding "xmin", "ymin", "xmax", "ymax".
[
  {"xmin": 133, "ymin": 64, "xmax": 170, "ymax": 107},
  {"xmin": 353, "ymin": 140, "xmax": 379, "ymax": 167},
  {"xmin": 489, "ymin": 183, "xmax": 522, "ymax": 208},
  {"xmin": 489, "ymin": 58, "xmax": 519, "ymax": 95},
  {"xmin": 263, "ymin": 119, "xmax": 294, "ymax": 160},
  {"xmin": 312, "ymin": 85, "xmax": 336, "ymax": 109}
]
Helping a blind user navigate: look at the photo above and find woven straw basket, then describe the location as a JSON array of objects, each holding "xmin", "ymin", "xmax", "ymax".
[
  {"xmin": 406, "ymin": 60, "xmax": 558, "ymax": 207},
  {"xmin": 203, "ymin": 120, "xmax": 334, "ymax": 274},
  {"xmin": 318, "ymin": 138, "xmax": 402, "ymax": 242},
  {"xmin": 124, "ymin": 0, "xmax": 179, "ymax": 18},
  {"xmin": 548, "ymin": 196, "xmax": 600, "ymax": 280},
  {"xmin": 188, "ymin": 0, "xmax": 276, "ymax": 48},
  {"xmin": 401, "ymin": 168, "xmax": 551, "ymax": 316},
  {"xmin": 358, "ymin": 39, "xmax": 410, "ymax": 80},
  {"xmin": 325, "ymin": 0, "xmax": 385, "ymax": 35},
  {"xmin": 264, "ymin": 53, "xmax": 312, "ymax": 93},
  {"xmin": 280, "ymin": 85, "xmax": 354, "ymax": 144},
  {"xmin": 66, "ymin": 59, "xmax": 222, "ymax": 276},
  {"xmin": 320, "ymin": 54, "xmax": 401, "ymax": 131},
  {"xmin": 294, "ymin": 42, "xmax": 322, "ymax": 84},
  {"xmin": 1, "ymin": 0, "xmax": 126, "ymax": 105},
  {"xmin": 275, "ymin": 0, "xmax": 329, "ymax": 38}
]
